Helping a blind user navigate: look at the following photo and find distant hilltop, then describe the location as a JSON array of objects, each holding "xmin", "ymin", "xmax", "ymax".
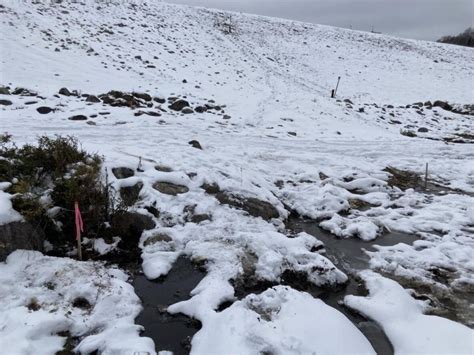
[{"xmin": 437, "ymin": 27, "xmax": 473, "ymax": 48}]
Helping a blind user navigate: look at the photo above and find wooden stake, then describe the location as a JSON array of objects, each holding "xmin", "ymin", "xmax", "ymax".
[
  {"xmin": 424, "ymin": 163, "xmax": 429, "ymax": 190},
  {"xmin": 334, "ymin": 76, "xmax": 341, "ymax": 96},
  {"xmin": 77, "ymin": 237, "xmax": 82, "ymax": 261}
]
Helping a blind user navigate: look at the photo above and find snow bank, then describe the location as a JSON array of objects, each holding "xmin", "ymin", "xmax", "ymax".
[
  {"xmin": 0, "ymin": 250, "xmax": 155, "ymax": 355},
  {"xmin": 189, "ymin": 286, "xmax": 376, "ymax": 355},
  {"xmin": 0, "ymin": 189, "xmax": 23, "ymax": 225},
  {"xmin": 344, "ymin": 271, "xmax": 473, "ymax": 355}
]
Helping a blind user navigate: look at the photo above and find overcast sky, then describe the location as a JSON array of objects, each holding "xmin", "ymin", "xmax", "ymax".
[{"xmin": 167, "ymin": 0, "xmax": 473, "ymax": 40}]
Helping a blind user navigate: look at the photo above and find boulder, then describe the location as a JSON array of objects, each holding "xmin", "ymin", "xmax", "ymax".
[
  {"xmin": 433, "ymin": 101, "xmax": 453, "ymax": 111},
  {"xmin": 0, "ymin": 99, "xmax": 12, "ymax": 106},
  {"xmin": 153, "ymin": 97, "xmax": 166, "ymax": 104},
  {"xmin": 183, "ymin": 205, "xmax": 212, "ymax": 224},
  {"xmin": 195, "ymin": 106, "xmax": 207, "ymax": 113},
  {"xmin": 188, "ymin": 140, "xmax": 202, "ymax": 150},
  {"xmin": 111, "ymin": 212, "xmax": 155, "ymax": 245},
  {"xmin": 133, "ymin": 92, "xmax": 152, "ymax": 102},
  {"xmin": 144, "ymin": 205, "xmax": 160, "ymax": 218},
  {"xmin": 86, "ymin": 95, "xmax": 101, "ymax": 103},
  {"xmin": 36, "ymin": 106, "xmax": 53, "ymax": 114},
  {"xmin": 0, "ymin": 221, "xmax": 44, "ymax": 261},
  {"xmin": 154, "ymin": 165, "xmax": 173, "ymax": 172},
  {"xmin": 417, "ymin": 127, "xmax": 429, "ymax": 133},
  {"xmin": 59, "ymin": 87, "xmax": 71, "ymax": 96},
  {"xmin": 169, "ymin": 99, "xmax": 190, "ymax": 111},
  {"xmin": 68, "ymin": 115, "xmax": 88, "ymax": 121},
  {"xmin": 120, "ymin": 182, "xmax": 143, "ymax": 206},
  {"xmin": 182, "ymin": 107, "xmax": 194, "ymax": 114},
  {"xmin": 0, "ymin": 87, "xmax": 10, "ymax": 95},
  {"xmin": 215, "ymin": 192, "xmax": 279, "ymax": 221},
  {"xmin": 12, "ymin": 88, "xmax": 36, "ymax": 96},
  {"xmin": 112, "ymin": 167, "xmax": 135, "ymax": 179},
  {"xmin": 191, "ymin": 213, "xmax": 212, "ymax": 223},
  {"xmin": 153, "ymin": 181, "xmax": 189, "ymax": 195},
  {"xmin": 201, "ymin": 182, "xmax": 220, "ymax": 194}
]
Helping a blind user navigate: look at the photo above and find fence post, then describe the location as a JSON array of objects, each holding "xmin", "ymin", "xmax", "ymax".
[{"xmin": 424, "ymin": 163, "xmax": 429, "ymax": 190}]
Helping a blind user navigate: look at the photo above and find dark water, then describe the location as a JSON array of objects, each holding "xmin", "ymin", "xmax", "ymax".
[
  {"xmin": 133, "ymin": 257, "xmax": 205, "ymax": 355},
  {"xmin": 286, "ymin": 218, "xmax": 419, "ymax": 355},
  {"xmin": 133, "ymin": 222, "xmax": 419, "ymax": 355}
]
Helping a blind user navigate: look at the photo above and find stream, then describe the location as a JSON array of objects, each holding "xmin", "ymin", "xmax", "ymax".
[
  {"xmin": 286, "ymin": 218, "xmax": 419, "ymax": 355},
  {"xmin": 133, "ymin": 258, "xmax": 205, "ymax": 355},
  {"xmin": 133, "ymin": 218, "xmax": 420, "ymax": 354}
]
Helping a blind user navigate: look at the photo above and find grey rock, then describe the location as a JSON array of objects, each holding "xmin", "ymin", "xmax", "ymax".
[
  {"xmin": 195, "ymin": 106, "xmax": 207, "ymax": 113},
  {"xmin": 417, "ymin": 127, "xmax": 429, "ymax": 133},
  {"xmin": 0, "ymin": 87, "xmax": 10, "ymax": 95},
  {"xmin": 169, "ymin": 99, "xmax": 190, "ymax": 111},
  {"xmin": 201, "ymin": 182, "xmax": 220, "ymax": 194},
  {"xmin": 36, "ymin": 106, "xmax": 53, "ymax": 114},
  {"xmin": 111, "ymin": 212, "xmax": 155, "ymax": 245},
  {"xmin": 0, "ymin": 222, "xmax": 44, "ymax": 261},
  {"xmin": 182, "ymin": 107, "xmax": 194, "ymax": 114},
  {"xmin": 215, "ymin": 192, "xmax": 279, "ymax": 221},
  {"xmin": 153, "ymin": 181, "xmax": 189, "ymax": 195},
  {"xmin": 120, "ymin": 182, "xmax": 143, "ymax": 206},
  {"xmin": 133, "ymin": 92, "xmax": 152, "ymax": 102},
  {"xmin": 112, "ymin": 167, "xmax": 134, "ymax": 179},
  {"xmin": 191, "ymin": 213, "xmax": 212, "ymax": 224},
  {"xmin": 59, "ymin": 87, "xmax": 71, "ymax": 96},
  {"xmin": 153, "ymin": 97, "xmax": 166, "ymax": 104},
  {"xmin": 0, "ymin": 99, "xmax": 12, "ymax": 106},
  {"xmin": 155, "ymin": 165, "xmax": 173, "ymax": 172},
  {"xmin": 86, "ymin": 95, "xmax": 101, "ymax": 103},
  {"xmin": 188, "ymin": 140, "xmax": 202, "ymax": 150},
  {"xmin": 433, "ymin": 101, "xmax": 453, "ymax": 111},
  {"xmin": 68, "ymin": 115, "xmax": 88, "ymax": 121}
]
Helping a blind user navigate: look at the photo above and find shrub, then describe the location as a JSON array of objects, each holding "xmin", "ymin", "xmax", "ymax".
[{"xmin": 0, "ymin": 134, "xmax": 111, "ymax": 249}]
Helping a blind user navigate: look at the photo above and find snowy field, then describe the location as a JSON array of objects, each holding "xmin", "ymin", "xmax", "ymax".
[{"xmin": 0, "ymin": 0, "xmax": 473, "ymax": 354}]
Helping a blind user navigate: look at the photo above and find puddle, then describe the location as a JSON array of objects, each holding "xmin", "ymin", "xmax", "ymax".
[
  {"xmin": 286, "ymin": 217, "xmax": 420, "ymax": 355},
  {"xmin": 133, "ymin": 257, "xmax": 205, "ymax": 355}
]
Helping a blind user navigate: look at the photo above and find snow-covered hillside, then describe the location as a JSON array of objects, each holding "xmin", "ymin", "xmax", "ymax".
[{"xmin": 0, "ymin": 0, "xmax": 473, "ymax": 354}]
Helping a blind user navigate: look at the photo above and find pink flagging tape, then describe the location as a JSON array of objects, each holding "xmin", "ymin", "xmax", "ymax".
[{"xmin": 74, "ymin": 201, "xmax": 84, "ymax": 241}]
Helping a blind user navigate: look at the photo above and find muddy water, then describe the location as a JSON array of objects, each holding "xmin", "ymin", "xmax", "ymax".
[
  {"xmin": 133, "ymin": 257, "xmax": 205, "ymax": 355},
  {"xmin": 286, "ymin": 217, "xmax": 419, "ymax": 355}
]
